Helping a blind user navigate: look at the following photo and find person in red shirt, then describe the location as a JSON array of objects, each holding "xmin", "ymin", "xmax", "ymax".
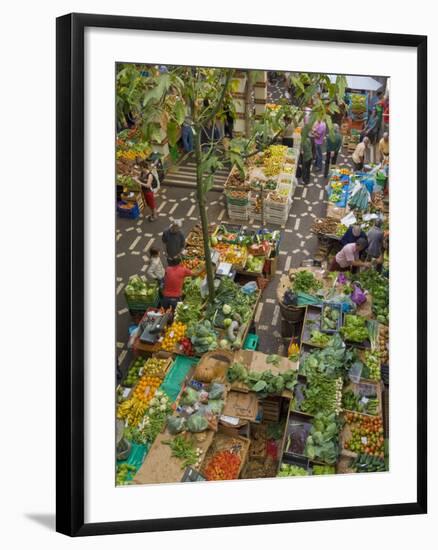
[{"xmin": 161, "ymin": 257, "xmax": 193, "ymax": 309}]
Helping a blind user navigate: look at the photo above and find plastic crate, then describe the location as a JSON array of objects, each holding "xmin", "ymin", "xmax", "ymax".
[
  {"xmin": 243, "ymin": 333, "xmax": 259, "ymax": 351},
  {"xmin": 160, "ymin": 355, "xmax": 199, "ymax": 401},
  {"xmin": 117, "ymin": 202, "xmax": 140, "ymax": 219},
  {"xmin": 320, "ymin": 302, "xmax": 343, "ymax": 334},
  {"xmin": 125, "ymin": 294, "xmax": 160, "ymax": 310}
]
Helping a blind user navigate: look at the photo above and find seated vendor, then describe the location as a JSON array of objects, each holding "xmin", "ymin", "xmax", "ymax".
[
  {"xmin": 328, "ymin": 238, "xmax": 371, "ymax": 272},
  {"xmin": 161, "ymin": 256, "xmax": 193, "ymax": 309}
]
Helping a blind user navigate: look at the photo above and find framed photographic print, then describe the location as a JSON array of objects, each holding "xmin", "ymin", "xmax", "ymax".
[{"xmin": 56, "ymin": 13, "xmax": 427, "ymax": 536}]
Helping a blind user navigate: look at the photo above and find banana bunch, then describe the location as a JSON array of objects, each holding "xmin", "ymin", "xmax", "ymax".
[{"xmin": 117, "ymin": 396, "xmax": 147, "ymax": 427}]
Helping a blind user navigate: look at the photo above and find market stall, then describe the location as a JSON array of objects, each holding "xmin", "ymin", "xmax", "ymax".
[
  {"xmin": 224, "ymin": 138, "xmax": 301, "ymax": 227},
  {"xmin": 115, "ymin": 68, "xmax": 390, "ymax": 488}
]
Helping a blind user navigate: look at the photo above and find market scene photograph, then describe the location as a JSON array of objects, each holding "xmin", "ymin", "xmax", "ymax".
[{"xmin": 115, "ymin": 65, "xmax": 389, "ymax": 485}]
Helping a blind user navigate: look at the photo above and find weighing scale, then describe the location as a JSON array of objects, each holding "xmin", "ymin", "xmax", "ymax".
[{"xmin": 139, "ymin": 310, "xmax": 171, "ymax": 344}]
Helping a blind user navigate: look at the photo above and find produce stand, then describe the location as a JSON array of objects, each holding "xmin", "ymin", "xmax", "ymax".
[
  {"xmin": 115, "ymin": 73, "xmax": 390, "ymax": 486},
  {"xmin": 224, "ymin": 143, "xmax": 300, "ymax": 226}
]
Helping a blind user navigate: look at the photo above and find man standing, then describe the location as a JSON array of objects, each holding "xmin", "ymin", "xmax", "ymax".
[
  {"xmin": 181, "ymin": 116, "xmax": 194, "ymax": 153},
  {"xmin": 352, "ymin": 136, "xmax": 370, "ymax": 171},
  {"xmin": 324, "ymin": 123, "xmax": 342, "ymax": 178},
  {"xmin": 361, "ymin": 108, "xmax": 379, "ymax": 144},
  {"xmin": 312, "ymin": 118, "xmax": 327, "ymax": 172},
  {"xmin": 366, "ymin": 219, "xmax": 384, "ymax": 271},
  {"xmin": 162, "ymin": 219, "xmax": 185, "ymax": 261},
  {"xmin": 161, "ymin": 257, "xmax": 193, "ymax": 309},
  {"xmin": 301, "ymin": 126, "xmax": 313, "ymax": 185}
]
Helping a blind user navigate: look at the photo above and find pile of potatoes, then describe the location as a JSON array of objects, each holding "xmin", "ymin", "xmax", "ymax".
[{"xmin": 378, "ymin": 325, "xmax": 389, "ymax": 365}]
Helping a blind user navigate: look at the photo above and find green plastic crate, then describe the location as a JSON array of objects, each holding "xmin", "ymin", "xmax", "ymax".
[
  {"xmin": 160, "ymin": 356, "xmax": 199, "ymax": 402},
  {"xmin": 243, "ymin": 333, "xmax": 259, "ymax": 350}
]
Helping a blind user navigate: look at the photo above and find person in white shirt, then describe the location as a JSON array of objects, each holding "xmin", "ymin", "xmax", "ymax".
[{"xmin": 146, "ymin": 247, "xmax": 165, "ymax": 282}]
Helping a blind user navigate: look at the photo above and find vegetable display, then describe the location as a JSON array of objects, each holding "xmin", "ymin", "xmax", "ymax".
[
  {"xmin": 117, "ymin": 396, "xmax": 148, "ymax": 427},
  {"xmin": 348, "ymin": 185, "xmax": 370, "ymax": 211},
  {"xmin": 142, "ymin": 357, "xmax": 170, "ymax": 378},
  {"xmin": 378, "ymin": 325, "xmax": 389, "ymax": 365},
  {"xmin": 204, "ymin": 450, "xmax": 241, "ymax": 481},
  {"xmin": 305, "ymin": 412, "xmax": 341, "ymax": 464},
  {"xmin": 300, "ymin": 335, "xmax": 349, "ymax": 379},
  {"xmin": 300, "ymin": 374, "xmax": 343, "ymax": 416},
  {"xmin": 138, "ymin": 391, "xmax": 172, "ymax": 443},
  {"xmin": 186, "ymin": 320, "xmax": 218, "ymax": 354},
  {"xmin": 312, "ymin": 464, "xmax": 336, "ymax": 475},
  {"xmin": 363, "ymin": 350, "xmax": 381, "ymax": 381},
  {"xmin": 353, "ymin": 453, "xmax": 386, "ymax": 473},
  {"xmin": 340, "ymin": 314, "xmax": 369, "ymax": 343},
  {"xmin": 277, "ymin": 464, "xmax": 309, "ymax": 477},
  {"xmin": 343, "ymin": 412, "xmax": 385, "ymax": 458},
  {"xmin": 227, "ymin": 362, "xmax": 297, "ymax": 396},
  {"xmin": 162, "ymin": 434, "xmax": 203, "ymax": 470},
  {"xmin": 291, "ymin": 270, "xmax": 322, "ymax": 295},
  {"xmin": 123, "ymin": 357, "xmax": 145, "ymax": 387},
  {"xmin": 311, "ymin": 217, "xmax": 338, "ymax": 236},
  {"xmin": 245, "ymin": 254, "xmax": 265, "ymax": 273},
  {"xmin": 161, "ymin": 322, "xmax": 186, "ymax": 352},
  {"xmin": 124, "ymin": 276, "xmax": 158, "ymax": 303},
  {"xmin": 321, "ymin": 304, "xmax": 341, "ymax": 332},
  {"xmin": 351, "ymin": 94, "xmax": 367, "ymax": 114},
  {"xmin": 342, "ymin": 389, "xmax": 379, "ymax": 416},
  {"xmin": 309, "ymin": 330, "xmax": 332, "ymax": 347},
  {"xmin": 357, "ymin": 270, "xmax": 389, "ymax": 325},
  {"xmin": 116, "ymin": 463, "xmax": 136, "ymax": 485},
  {"xmin": 132, "ymin": 375, "xmax": 162, "ymax": 406}
]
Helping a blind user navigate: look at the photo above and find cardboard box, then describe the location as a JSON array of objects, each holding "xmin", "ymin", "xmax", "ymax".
[
  {"xmin": 201, "ymin": 426, "xmax": 251, "ymax": 479},
  {"xmin": 230, "ymin": 350, "xmax": 299, "ymax": 394},
  {"xmin": 222, "ymin": 390, "xmax": 258, "ymax": 421},
  {"xmin": 192, "ymin": 350, "xmax": 234, "ymax": 383},
  {"xmin": 134, "ymin": 430, "xmax": 215, "ymax": 485}
]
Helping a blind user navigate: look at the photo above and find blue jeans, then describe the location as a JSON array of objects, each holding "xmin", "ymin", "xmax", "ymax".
[
  {"xmin": 314, "ymin": 143, "xmax": 323, "ymax": 171},
  {"xmin": 182, "ymin": 125, "xmax": 193, "ymax": 153}
]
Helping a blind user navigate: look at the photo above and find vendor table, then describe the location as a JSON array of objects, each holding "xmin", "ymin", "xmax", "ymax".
[{"xmin": 134, "ymin": 429, "xmax": 215, "ymax": 485}]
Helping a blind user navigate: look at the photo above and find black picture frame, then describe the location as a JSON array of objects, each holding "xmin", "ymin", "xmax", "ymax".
[{"xmin": 56, "ymin": 12, "xmax": 427, "ymax": 537}]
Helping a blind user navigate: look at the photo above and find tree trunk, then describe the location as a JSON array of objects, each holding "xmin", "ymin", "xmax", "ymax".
[
  {"xmin": 245, "ymin": 71, "xmax": 254, "ymax": 138},
  {"xmin": 194, "ymin": 132, "xmax": 216, "ymax": 302}
]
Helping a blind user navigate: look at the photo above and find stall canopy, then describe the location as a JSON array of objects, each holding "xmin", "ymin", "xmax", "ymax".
[{"xmin": 329, "ymin": 75, "xmax": 383, "ymax": 92}]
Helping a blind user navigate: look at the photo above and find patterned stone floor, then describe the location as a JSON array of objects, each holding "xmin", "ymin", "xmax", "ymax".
[{"xmin": 116, "ymin": 144, "xmax": 355, "ymax": 376}]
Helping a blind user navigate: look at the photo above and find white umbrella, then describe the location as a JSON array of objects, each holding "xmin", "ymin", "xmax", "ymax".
[{"xmin": 329, "ymin": 75, "xmax": 383, "ymax": 92}]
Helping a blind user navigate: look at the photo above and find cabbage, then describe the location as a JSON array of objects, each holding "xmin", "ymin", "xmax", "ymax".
[
  {"xmin": 219, "ymin": 339, "xmax": 229, "ymax": 349},
  {"xmin": 223, "ymin": 318, "xmax": 232, "ymax": 328},
  {"xmin": 222, "ymin": 304, "xmax": 232, "ymax": 315}
]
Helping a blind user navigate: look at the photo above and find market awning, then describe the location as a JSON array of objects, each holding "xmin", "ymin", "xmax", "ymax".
[{"xmin": 329, "ymin": 75, "xmax": 383, "ymax": 92}]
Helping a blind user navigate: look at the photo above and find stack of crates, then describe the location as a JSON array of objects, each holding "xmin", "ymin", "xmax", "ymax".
[
  {"xmin": 347, "ymin": 129, "xmax": 361, "ymax": 152},
  {"xmin": 264, "ymin": 192, "xmax": 291, "ymax": 226},
  {"xmin": 124, "ymin": 278, "xmax": 160, "ymax": 321},
  {"xmin": 225, "ymin": 190, "xmax": 249, "ymax": 221},
  {"xmin": 248, "ymin": 190, "xmax": 263, "ymax": 222}
]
